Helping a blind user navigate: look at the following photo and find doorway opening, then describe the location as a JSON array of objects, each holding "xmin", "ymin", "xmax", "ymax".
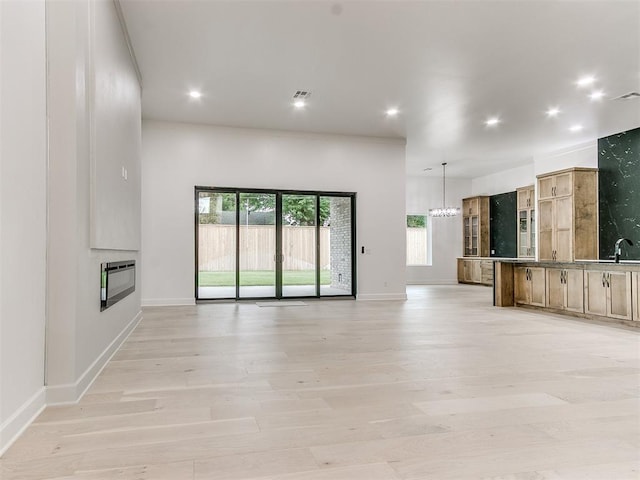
[{"xmin": 195, "ymin": 187, "xmax": 356, "ymax": 300}]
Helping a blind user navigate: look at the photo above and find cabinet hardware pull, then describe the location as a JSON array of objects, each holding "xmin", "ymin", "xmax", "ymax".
[{"xmin": 602, "ymin": 272, "xmax": 606, "ymax": 287}]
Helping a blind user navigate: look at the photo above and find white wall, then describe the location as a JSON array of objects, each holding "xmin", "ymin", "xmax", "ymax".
[
  {"xmin": 471, "ymin": 142, "xmax": 597, "ymax": 197},
  {"xmin": 471, "ymin": 164, "xmax": 535, "ymax": 196},
  {"xmin": 91, "ymin": 0, "xmax": 141, "ymax": 251},
  {"xmin": 45, "ymin": 0, "xmax": 142, "ymax": 405},
  {"xmin": 405, "ymin": 175, "xmax": 471, "ymax": 284},
  {"xmin": 0, "ymin": 0, "xmax": 142, "ymax": 456},
  {"xmin": 0, "ymin": 0, "xmax": 47, "ymax": 455},
  {"xmin": 534, "ymin": 141, "xmax": 597, "ymax": 176},
  {"xmin": 142, "ymin": 120, "xmax": 407, "ymax": 304}
]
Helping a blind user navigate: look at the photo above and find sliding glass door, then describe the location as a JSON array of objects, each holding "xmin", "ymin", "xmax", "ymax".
[
  {"xmin": 282, "ymin": 194, "xmax": 317, "ymax": 297},
  {"xmin": 239, "ymin": 192, "xmax": 276, "ymax": 298},
  {"xmin": 196, "ymin": 187, "xmax": 355, "ymax": 300},
  {"xmin": 320, "ymin": 196, "xmax": 353, "ymax": 296},
  {"xmin": 197, "ymin": 190, "xmax": 237, "ymax": 299}
]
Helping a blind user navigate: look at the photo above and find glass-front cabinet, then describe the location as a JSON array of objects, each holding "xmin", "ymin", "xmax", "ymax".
[
  {"xmin": 462, "ymin": 196, "xmax": 489, "ymax": 257},
  {"xmin": 517, "ymin": 185, "xmax": 535, "ymax": 258}
]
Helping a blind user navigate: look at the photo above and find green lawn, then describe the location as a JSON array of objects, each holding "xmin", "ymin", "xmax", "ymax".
[{"xmin": 199, "ymin": 270, "xmax": 330, "ymax": 286}]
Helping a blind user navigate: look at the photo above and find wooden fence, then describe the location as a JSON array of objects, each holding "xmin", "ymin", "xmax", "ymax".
[
  {"xmin": 406, "ymin": 227, "xmax": 428, "ymax": 265},
  {"xmin": 199, "ymin": 225, "xmax": 330, "ymax": 271},
  {"xmin": 200, "ymin": 225, "xmax": 428, "ymax": 270}
]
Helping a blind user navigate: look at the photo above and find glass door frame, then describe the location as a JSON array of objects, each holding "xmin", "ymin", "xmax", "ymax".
[{"xmin": 195, "ymin": 186, "xmax": 357, "ymax": 301}]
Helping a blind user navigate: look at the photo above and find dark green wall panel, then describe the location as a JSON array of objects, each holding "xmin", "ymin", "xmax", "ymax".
[
  {"xmin": 598, "ymin": 127, "xmax": 640, "ymax": 260},
  {"xmin": 490, "ymin": 191, "xmax": 517, "ymax": 258}
]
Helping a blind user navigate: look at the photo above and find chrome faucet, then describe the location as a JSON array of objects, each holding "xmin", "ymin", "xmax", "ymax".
[{"xmin": 614, "ymin": 238, "xmax": 633, "ymax": 263}]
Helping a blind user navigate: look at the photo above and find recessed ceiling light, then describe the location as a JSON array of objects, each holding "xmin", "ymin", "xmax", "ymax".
[
  {"xmin": 589, "ymin": 90, "xmax": 605, "ymax": 101},
  {"xmin": 386, "ymin": 108, "xmax": 399, "ymax": 116},
  {"xmin": 293, "ymin": 100, "xmax": 306, "ymax": 109},
  {"xmin": 188, "ymin": 90, "xmax": 202, "ymax": 99},
  {"xmin": 546, "ymin": 107, "xmax": 561, "ymax": 117},
  {"xmin": 569, "ymin": 124, "xmax": 583, "ymax": 132},
  {"xmin": 576, "ymin": 75, "xmax": 596, "ymax": 88},
  {"xmin": 485, "ymin": 117, "xmax": 500, "ymax": 127}
]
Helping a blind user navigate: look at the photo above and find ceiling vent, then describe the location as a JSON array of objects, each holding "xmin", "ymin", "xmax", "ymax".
[
  {"xmin": 612, "ymin": 92, "xmax": 640, "ymax": 100},
  {"xmin": 293, "ymin": 90, "xmax": 311, "ymax": 100}
]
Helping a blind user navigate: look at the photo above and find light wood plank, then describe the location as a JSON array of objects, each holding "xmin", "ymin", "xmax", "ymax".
[{"xmin": 1, "ymin": 285, "xmax": 638, "ymax": 480}]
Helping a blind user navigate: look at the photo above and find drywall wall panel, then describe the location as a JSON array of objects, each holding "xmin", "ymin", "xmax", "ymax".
[
  {"xmin": 141, "ymin": 121, "xmax": 407, "ymax": 303},
  {"xmin": 90, "ymin": 0, "xmax": 141, "ymax": 250}
]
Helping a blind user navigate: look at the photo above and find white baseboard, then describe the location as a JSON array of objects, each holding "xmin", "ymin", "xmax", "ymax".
[
  {"xmin": 141, "ymin": 298, "xmax": 195, "ymax": 307},
  {"xmin": 357, "ymin": 293, "xmax": 408, "ymax": 301},
  {"xmin": 406, "ymin": 279, "xmax": 458, "ymax": 285},
  {"xmin": 47, "ymin": 310, "xmax": 142, "ymax": 405},
  {"xmin": 0, "ymin": 387, "xmax": 46, "ymax": 457}
]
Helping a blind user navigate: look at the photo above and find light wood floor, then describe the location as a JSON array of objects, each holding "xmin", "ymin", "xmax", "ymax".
[{"xmin": 2, "ymin": 285, "xmax": 639, "ymax": 479}]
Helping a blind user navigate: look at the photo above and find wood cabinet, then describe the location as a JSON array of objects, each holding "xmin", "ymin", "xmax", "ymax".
[
  {"xmin": 514, "ymin": 266, "xmax": 545, "ymax": 307},
  {"xmin": 480, "ymin": 259, "xmax": 493, "ymax": 285},
  {"xmin": 457, "ymin": 258, "xmax": 493, "ymax": 286},
  {"xmin": 495, "ymin": 261, "xmax": 639, "ymax": 327},
  {"xmin": 517, "ymin": 185, "xmax": 535, "ymax": 258},
  {"xmin": 458, "ymin": 258, "xmax": 481, "ymax": 283},
  {"xmin": 584, "ymin": 270, "xmax": 633, "ymax": 321},
  {"xmin": 546, "ymin": 267, "xmax": 583, "ymax": 313},
  {"xmin": 462, "ymin": 196, "xmax": 489, "ymax": 257},
  {"xmin": 537, "ymin": 168, "xmax": 598, "ymax": 262}
]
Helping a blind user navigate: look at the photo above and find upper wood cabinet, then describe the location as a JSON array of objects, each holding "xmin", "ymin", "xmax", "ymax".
[
  {"xmin": 537, "ymin": 168, "xmax": 598, "ymax": 262},
  {"xmin": 462, "ymin": 196, "xmax": 489, "ymax": 257},
  {"xmin": 517, "ymin": 186, "xmax": 535, "ymax": 209},
  {"xmin": 517, "ymin": 185, "xmax": 535, "ymax": 258}
]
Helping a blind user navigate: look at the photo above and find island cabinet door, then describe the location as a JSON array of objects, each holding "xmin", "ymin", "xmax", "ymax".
[
  {"xmin": 584, "ymin": 270, "xmax": 608, "ymax": 317},
  {"xmin": 546, "ymin": 268, "xmax": 565, "ymax": 309},
  {"xmin": 608, "ymin": 271, "xmax": 632, "ymax": 320},
  {"xmin": 565, "ymin": 269, "xmax": 584, "ymax": 313},
  {"xmin": 514, "ymin": 267, "xmax": 530, "ymax": 304},
  {"xmin": 529, "ymin": 267, "xmax": 546, "ymax": 307}
]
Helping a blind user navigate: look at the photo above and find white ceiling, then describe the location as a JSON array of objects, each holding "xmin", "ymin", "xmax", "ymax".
[{"xmin": 119, "ymin": 0, "xmax": 640, "ymax": 178}]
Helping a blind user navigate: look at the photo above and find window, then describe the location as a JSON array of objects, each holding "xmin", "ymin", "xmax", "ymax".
[{"xmin": 406, "ymin": 215, "xmax": 429, "ymax": 265}]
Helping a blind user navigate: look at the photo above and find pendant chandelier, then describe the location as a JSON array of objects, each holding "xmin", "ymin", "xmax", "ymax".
[{"xmin": 429, "ymin": 162, "xmax": 460, "ymax": 217}]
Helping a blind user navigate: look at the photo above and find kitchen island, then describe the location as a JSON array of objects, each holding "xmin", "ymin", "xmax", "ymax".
[{"xmin": 494, "ymin": 260, "xmax": 640, "ymax": 326}]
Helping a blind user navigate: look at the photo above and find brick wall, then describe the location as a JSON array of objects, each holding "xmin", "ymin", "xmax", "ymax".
[{"xmin": 329, "ymin": 197, "xmax": 352, "ymax": 291}]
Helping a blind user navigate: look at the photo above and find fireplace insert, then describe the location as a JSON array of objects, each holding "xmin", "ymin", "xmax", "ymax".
[{"xmin": 100, "ymin": 260, "xmax": 135, "ymax": 311}]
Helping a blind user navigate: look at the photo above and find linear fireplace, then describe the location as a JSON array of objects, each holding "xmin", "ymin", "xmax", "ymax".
[{"xmin": 100, "ymin": 260, "xmax": 135, "ymax": 311}]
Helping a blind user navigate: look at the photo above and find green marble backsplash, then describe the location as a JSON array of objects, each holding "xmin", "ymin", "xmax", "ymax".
[
  {"xmin": 598, "ymin": 126, "xmax": 640, "ymax": 260},
  {"xmin": 490, "ymin": 191, "xmax": 517, "ymax": 258}
]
